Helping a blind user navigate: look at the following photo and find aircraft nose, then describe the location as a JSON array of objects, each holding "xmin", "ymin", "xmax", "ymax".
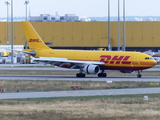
[
  {"xmin": 152, "ymin": 60, "xmax": 157, "ymax": 66},
  {"xmin": 154, "ymin": 58, "xmax": 159, "ymax": 65}
]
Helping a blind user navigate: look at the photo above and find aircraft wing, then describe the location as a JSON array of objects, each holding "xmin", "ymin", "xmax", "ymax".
[{"xmin": 33, "ymin": 57, "xmax": 105, "ymax": 69}]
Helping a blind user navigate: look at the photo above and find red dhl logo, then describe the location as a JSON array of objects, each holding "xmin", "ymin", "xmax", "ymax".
[
  {"xmin": 100, "ymin": 55, "xmax": 132, "ymax": 64},
  {"xmin": 29, "ymin": 39, "xmax": 41, "ymax": 42}
]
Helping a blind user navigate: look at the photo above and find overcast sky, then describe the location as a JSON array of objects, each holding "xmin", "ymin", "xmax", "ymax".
[{"xmin": 0, "ymin": 0, "xmax": 160, "ymax": 17}]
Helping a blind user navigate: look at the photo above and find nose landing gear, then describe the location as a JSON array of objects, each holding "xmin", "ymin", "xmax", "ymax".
[{"xmin": 137, "ymin": 70, "xmax": 142, "ymax": 78}]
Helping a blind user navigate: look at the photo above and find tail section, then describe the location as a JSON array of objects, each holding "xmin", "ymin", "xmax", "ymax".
[{"xmin": 22, "ymin": 21, "xmax": 51, "ymax": 50}]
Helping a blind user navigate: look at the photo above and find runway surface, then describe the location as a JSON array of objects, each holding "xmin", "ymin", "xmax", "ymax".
[
  {"xmin": 0, "ymin": 64, "xmax": 159, "ymax": 81},
  {"xmin": 0, "ymin": 64, "xmax": 160, "ymax": 99},
  {"xmin": 0, "ymin": 87, "xmax": 160, "ymax": 100},
  {"xmin": 0, "ymin": 75, "xmax": 160, "ymax": 82}
]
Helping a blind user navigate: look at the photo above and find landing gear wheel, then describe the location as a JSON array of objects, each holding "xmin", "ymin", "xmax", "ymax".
[
  {"xmin": 137, "ymin": 74, "xmax": 142, "ymax": 78},
  {"xmin": 76, "ymin": 73, "xmax": 85, "ymax": 78},
  {"xmin": 137, "ymin": 70, "xmax": 142, "ymax": 78},
  {"xmin": 98, "ymin": 73, "xmax": 107, "ymax": 77}
]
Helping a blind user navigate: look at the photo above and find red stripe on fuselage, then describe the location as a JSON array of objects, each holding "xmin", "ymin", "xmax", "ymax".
[
  {"xmin": 122, "ymin": 61, "xmax": 132, "ymax": 64},
  {"xmin": 140, "ymin": 62, "xmax": 156, "ymax": 65}
]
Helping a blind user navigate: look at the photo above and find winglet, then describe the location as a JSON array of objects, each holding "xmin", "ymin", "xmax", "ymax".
[{"xmin": 22, "ymin": 21, "xmax": 51, "ymax": 50}]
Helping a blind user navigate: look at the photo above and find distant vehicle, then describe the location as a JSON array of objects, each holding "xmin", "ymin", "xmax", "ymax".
[{"xmin": 21, "ymin": 21, "xmax": 157, "ymax": 78}]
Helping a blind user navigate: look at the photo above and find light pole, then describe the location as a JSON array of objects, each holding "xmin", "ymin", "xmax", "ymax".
[
  {"xmin": 11, "ymin": 0, "xmax": 14, "ymax": 64},
  {"xmin": 117, "ymin": 0, "xmax": 120, "ymax": 51},
  {"xmin": 108, "ymin": 0, "xmax": 112, "ymax": 51},
  {"xmin": 5, "ymin": 1, "xmax": 10, "ymax": 45},
  {"xmin": 122, "ymin": 0, "xmax": 126, "ymax": 51},
  {"xmin": 24, "ymin": 0, "xmax": 29, "ymax": 21}
]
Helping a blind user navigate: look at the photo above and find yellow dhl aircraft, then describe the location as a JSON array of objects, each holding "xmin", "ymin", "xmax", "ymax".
[{"xmin": 22, "ymin": 21, "xmax": 157, "ymax": 78}]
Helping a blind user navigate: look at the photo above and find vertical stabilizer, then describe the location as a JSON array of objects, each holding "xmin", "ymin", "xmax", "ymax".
[{"xmin": 22, "ymin": 21, "xmax": 51, "ymax": 50}]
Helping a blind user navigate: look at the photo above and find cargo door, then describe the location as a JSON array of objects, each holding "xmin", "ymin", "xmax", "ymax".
[{"xmin": 132, "ymin": 55, "xmax": 139, "ymax": 65}]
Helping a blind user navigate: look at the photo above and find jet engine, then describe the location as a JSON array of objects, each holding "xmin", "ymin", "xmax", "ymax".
[
  {"xmin": 119, "ymin": 70, "xmax": 135, "ymax": 73},
  {"xmin": 83, "ymin": 65, "xmax": 100, "ymax": 74}
]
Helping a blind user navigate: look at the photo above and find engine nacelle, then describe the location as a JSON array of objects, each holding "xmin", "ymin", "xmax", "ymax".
[
  {"xmin": 83, "ymin": 65, "xmax": 100, "ymax": 74},
  {"xmin": 119, "ymin": 70, "xmax": 135, "ymax": 73}
]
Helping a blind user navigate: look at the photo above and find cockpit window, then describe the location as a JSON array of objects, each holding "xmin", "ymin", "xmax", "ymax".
[{"xmin": 145, "ymin": 57, "xmax": 154, "ymax": 60}]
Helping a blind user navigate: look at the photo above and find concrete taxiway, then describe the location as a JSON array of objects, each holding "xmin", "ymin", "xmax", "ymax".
[{"xmin": 0, "ymin": 87, "xmax": 160, "ymax": 100}]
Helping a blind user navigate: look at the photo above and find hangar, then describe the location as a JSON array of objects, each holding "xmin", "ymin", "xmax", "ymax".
[{"xmin": 0, "ymin": 21, "xmax": 160, "ymax": 52}]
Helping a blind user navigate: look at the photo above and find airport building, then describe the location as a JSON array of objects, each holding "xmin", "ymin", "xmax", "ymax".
[
  {"xmin": 29, "ymin": 14, "xmax": 91, "ymax": 22},
  {"xmin": 0, "ymin": 21, "xmax": 160, "ymax": 52}
]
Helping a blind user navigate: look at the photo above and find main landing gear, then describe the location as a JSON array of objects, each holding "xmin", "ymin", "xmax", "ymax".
[
  {"xmin": 98, "ymin": 70, "xmax": 107, "ymax": 77},
  {"xmin": 76, "ymin": 69, "xmax": 85, "ymax": 78},
  {"xmin": 76, "ymin": 70, "xmax": 107, "ymax": 78},
  {"xmin": 76, "ymin": 73, "xmax": 85, "ymax": 78},
  {"xmin": 137, "ymin": 70, "xmax": 142, "ymax": 78}
]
